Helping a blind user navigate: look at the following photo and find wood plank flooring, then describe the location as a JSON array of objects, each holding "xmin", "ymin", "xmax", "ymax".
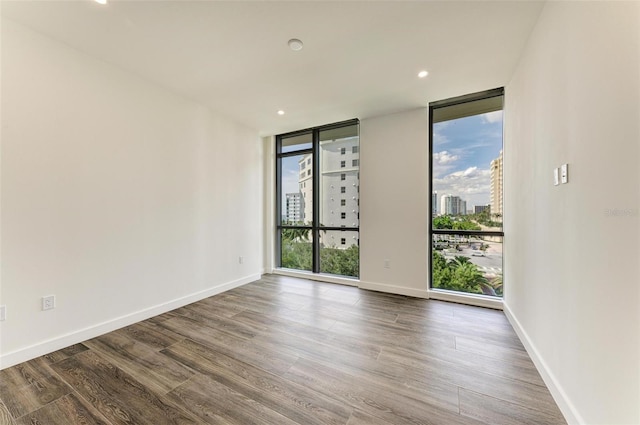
[{"xmin": 0, "ymin": 274, "xmax": 567, "ymax": 425}]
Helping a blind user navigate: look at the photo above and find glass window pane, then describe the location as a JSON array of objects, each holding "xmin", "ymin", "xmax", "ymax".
[
  {"xmin": 281, "ymin": 132, "xmax": 312, "ymax": 153},
  {"xmin": 319, "ymin": 124, "xmax": 359, "ymax": 228},
  {"xmin": 432, "ymin": 109, "xmax": 503, "ymax": 230},
  {"xmin": 432, "ymin": 234, "xmax": 503, "ymax": 297},
  {"xmin": 281, "ymin": 228, "xmax": 312, "ymax": 271},
  {"xmin": 281, "ymin": 154, "xmax": 312, "ymax": 225},
  {"xmin": 320, "ymin": 230, "xmax": 359, "ymax": 278},
  {"xmin": 276, "ymin": 120, "xmax": 359, "ymax": 275}
]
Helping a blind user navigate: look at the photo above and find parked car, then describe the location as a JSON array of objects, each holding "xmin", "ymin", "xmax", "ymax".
[{"xmin": 471, "ymin": 250, "xmax": 485, "ymax": 257}]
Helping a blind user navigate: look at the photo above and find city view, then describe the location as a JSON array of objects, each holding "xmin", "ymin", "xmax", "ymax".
[
  {"xmin": 279, "ymin": 124, "xmax": 360, "ymax": 278},
  {"xmin": 277, "ymin": 102, "xmax": 504, "ymax": 292},
  {"xmin": 431, "ymin": 104, "xmax": 504, "ymax": 297}
]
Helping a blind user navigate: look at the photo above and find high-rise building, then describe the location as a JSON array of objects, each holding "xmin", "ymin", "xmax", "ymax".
[
  {"xmin": 474, "ymin": 204, "xmax": 490, "ymax": 214},
  {"xmin": 432, "ymin": 192, "xmax": 438, "ymax": 216},
  {"xmin": 298, "ymin": 156, "xmax": 313, "ymax": 224},
  {"xmin": 490, "ymin": 150, "xmax": 503, "ymax": 217},
  {"xmin": 298, "ymin": 136, "xmax": 359, "ymax": 248},
  {"xmin": 440, "ymin": 194, "xmax": 467, "ymax": 216},
  {"xmin": 285, "ymin": 193, "xmax": 302, "ymax": 223}
]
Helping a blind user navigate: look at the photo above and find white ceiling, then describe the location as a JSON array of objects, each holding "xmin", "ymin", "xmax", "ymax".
[{"xmin": 0, "ymin": 0, "xmax": 545, "ymax": 136}]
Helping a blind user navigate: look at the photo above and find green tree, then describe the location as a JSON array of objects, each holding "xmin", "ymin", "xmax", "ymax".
[
  {"xmin": 432, "ymin": 251, "xmax": 452, "ymax": 289},
  {"xmin": 431, "ymin": 252, "xmax": 500, "ymax": 296},
  {"xmin": 281, "ymin": 227, "xmax": 310, "ymax": 242},
  {"xmin": 320, "ymin": 245, "xmax": 359, "ymax": 277},
  {"xmin": 281, "ymin": 238, "xmax": 312, "ymax": 270},
  {"xmin": 433, "ymin": 214, "xmax": 481, "ymax": 231},
  {"xmin": 280, "ymin": 231, "xmax": 359, "ymax": 277},
  {"xmin": 281, "ymin": 228, "xmax": 312, "ymax": 270},
  {"xmin": 433, "ymin": 215, "xmax": 454, "ymax": 229}
]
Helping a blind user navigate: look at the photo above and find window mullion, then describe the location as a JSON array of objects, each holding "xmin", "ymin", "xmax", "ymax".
[{"xmin": 312, "ymin": 128, "xmax": 320, "ymax": 273}]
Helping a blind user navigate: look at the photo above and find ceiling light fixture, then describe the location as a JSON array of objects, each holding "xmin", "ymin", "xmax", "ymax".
[
  {"xmin": 418, "ymin": 70, "xmax": 429, "ymax": 78},
  {"xmin": 277, "ymin": 110, "xmax": 285, "ymax": 116},
  {"xmin": 288, "ymin": 39, "xmax": 303, "ymax": 51},
  {"xmin": 95, "ymin": 0, "xmax": 108, "ymax": 4}
]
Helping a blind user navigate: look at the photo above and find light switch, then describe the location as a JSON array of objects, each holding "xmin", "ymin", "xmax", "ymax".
[
  {"xmin": 561, "ymin": 163, "xmax": 568, "ymax": 184},
  {"xmin": 553, "ymin": 168, "xmax": 559, "ymax": 186}
]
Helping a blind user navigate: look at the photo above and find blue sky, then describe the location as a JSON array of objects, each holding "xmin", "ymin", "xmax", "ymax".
[{"xmin": 433, "ymin": 111, "xmax": 503, "ymax": 209}]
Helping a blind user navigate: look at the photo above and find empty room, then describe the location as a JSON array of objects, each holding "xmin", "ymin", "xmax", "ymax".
[{"xmin": 0, "ymin": 1, "xmax": 638, "ymax": 424}]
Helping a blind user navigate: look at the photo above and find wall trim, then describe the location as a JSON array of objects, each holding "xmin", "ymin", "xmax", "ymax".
[
  {"xmin": 503, "ymin": 302, "xmax": 582, "ymax": 425},
  {"xmin": 0, "ymin": 273, "xmax": 261, "ymax": 370},
  {"xmin": 358, "ymin": 280, "xmax": 429, "ymax": 299}
]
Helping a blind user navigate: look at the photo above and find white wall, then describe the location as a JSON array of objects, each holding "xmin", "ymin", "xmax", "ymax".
[
  {"xmin": 0, "ymin": 19, "xmax": 263, "ymax": 368},
  {"xmin": 359, "ymin": 109, "xmax": 429, "ymax": 297},
  {"xmin": 503, "ymin": 2, "xmax": 640, "ymax": 424}
]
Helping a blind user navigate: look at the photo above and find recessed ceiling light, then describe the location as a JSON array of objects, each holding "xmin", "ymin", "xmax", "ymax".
[
  {"xmin": 95, "ymin": 0, "xmax": 108, "ymax": 4},
  {"xmin": 288, "ymin": 39, "xmax": 303, "ymax": 51},
  {"xmin": 277, "ymin": 110, "xmax": 285, "ymax": 116},
  {"xmin": 418, "ymin": 70, "xmax": 429, "ymax": 78}
]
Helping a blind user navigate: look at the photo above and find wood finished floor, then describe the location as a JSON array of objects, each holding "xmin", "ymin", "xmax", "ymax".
[{"xmin": 0, "ymin": 274, "xmax": 567, "ymax": 425}]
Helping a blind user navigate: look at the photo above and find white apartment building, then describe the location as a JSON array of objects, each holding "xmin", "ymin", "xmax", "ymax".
[
  {"xmin": 298, "ymin": 135, "xmax": 359, "ymax": 249},
  {"xmin": 298, "ymin": 155, "xmax": 312, "ymax": 224},
  {"xmin": 440, "ymin": 194, "xmax": 467, "ymax": 216},
  {"xmin": 490, "ymin": 150, "xmax": 503, "ymax": 217},
  {"xmin": 284, "ymin": 192, "xmax": 302, "ymax": 223}
]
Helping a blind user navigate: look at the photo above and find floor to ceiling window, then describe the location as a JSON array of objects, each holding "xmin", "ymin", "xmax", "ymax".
[
  {"xmin": 429, "ymin": 88, "xmax": 504, "ymax": 299},
  {"xmin": 276, "ymin": 120, "xmax": 359, "ymax": 278}
]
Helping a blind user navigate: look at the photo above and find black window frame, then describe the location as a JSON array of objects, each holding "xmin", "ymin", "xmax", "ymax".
[
  {"xmin": 276, "ymin": 119, "xmax": 360, "ymax": 275},
  {"xmin": 428, "ymin": 87, "xmax": 505, "ymax": 297}
]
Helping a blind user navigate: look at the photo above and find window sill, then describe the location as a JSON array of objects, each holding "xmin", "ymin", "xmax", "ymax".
[
  {"xmin": 428, "ymin": 289, "xmax": 503, "ymax": 310},
  {"xmin": 272, "ymin": 268, "xmax": 359, "ymax": 287}
]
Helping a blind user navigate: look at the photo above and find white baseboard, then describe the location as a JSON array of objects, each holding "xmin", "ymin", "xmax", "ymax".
[
  {"xmin": 0, "ymin": 273, "xmax": 261, "ymax": 370},
  {"xmin": 358, "ymin": 280, "xmax": 429, "ymax": 299},
  {"xmin": 503, "ymin": 302, "xmax": 582, "ymax": 425}
]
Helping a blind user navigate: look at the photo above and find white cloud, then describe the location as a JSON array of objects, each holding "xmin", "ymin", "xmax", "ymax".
[
  {"xmin": 434, "ymin": 166, "xmax": 491, "ymax": 208},
  {"xmin": 433, "ymin": 151, "xmax": 458, "ymax": 165},
  {"xmin": 433, "ymin": 131, "xmax": 449, "ymax": 147},
  {"xmin": 482, "ymin": 110, "xmax": 503, "ymax": 124},
  {"xmin": 432, "ymin": 150, "xmax": 460, "ymax": 178}
]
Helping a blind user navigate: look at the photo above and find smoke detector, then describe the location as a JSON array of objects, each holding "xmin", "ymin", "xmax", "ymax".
[{"xmin": 288, "ymin": 39, "xmax": 303, "ymax": 51}]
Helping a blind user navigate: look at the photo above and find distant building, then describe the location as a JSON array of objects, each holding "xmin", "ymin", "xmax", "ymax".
[
  {"xmin": 285, "ymin": 193, "xmax": 302, "ymax": 223},
  {"xmin": 474, "ymin": 205, "xmax": 490, "ymax": 214},
  {"xmin": 440, "ymin": 194, "xmax": 467, "ymax": 216},
  {"xmin": 490, "ymin": 150, "xmax": 503, "ymax": 216},
  {"xmin": 432, "ymin": 192, "xmax": 438, "ymax": 216}
]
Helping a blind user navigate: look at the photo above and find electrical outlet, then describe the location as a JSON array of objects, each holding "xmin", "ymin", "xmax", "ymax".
[
  {"xmin": 42, "ymin": 295, "xmax": 55, "ymax": 311},
  {"xmin": 0, "ymin": 305, "xmax": 6, "ymax": 321},
  {"xmin": 384, "ymin": 259, "xmax": 391, "ymax": 269},
  {"xmin": 239, "ymin": 256, "xmax": 244, "ymax": 264}
]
